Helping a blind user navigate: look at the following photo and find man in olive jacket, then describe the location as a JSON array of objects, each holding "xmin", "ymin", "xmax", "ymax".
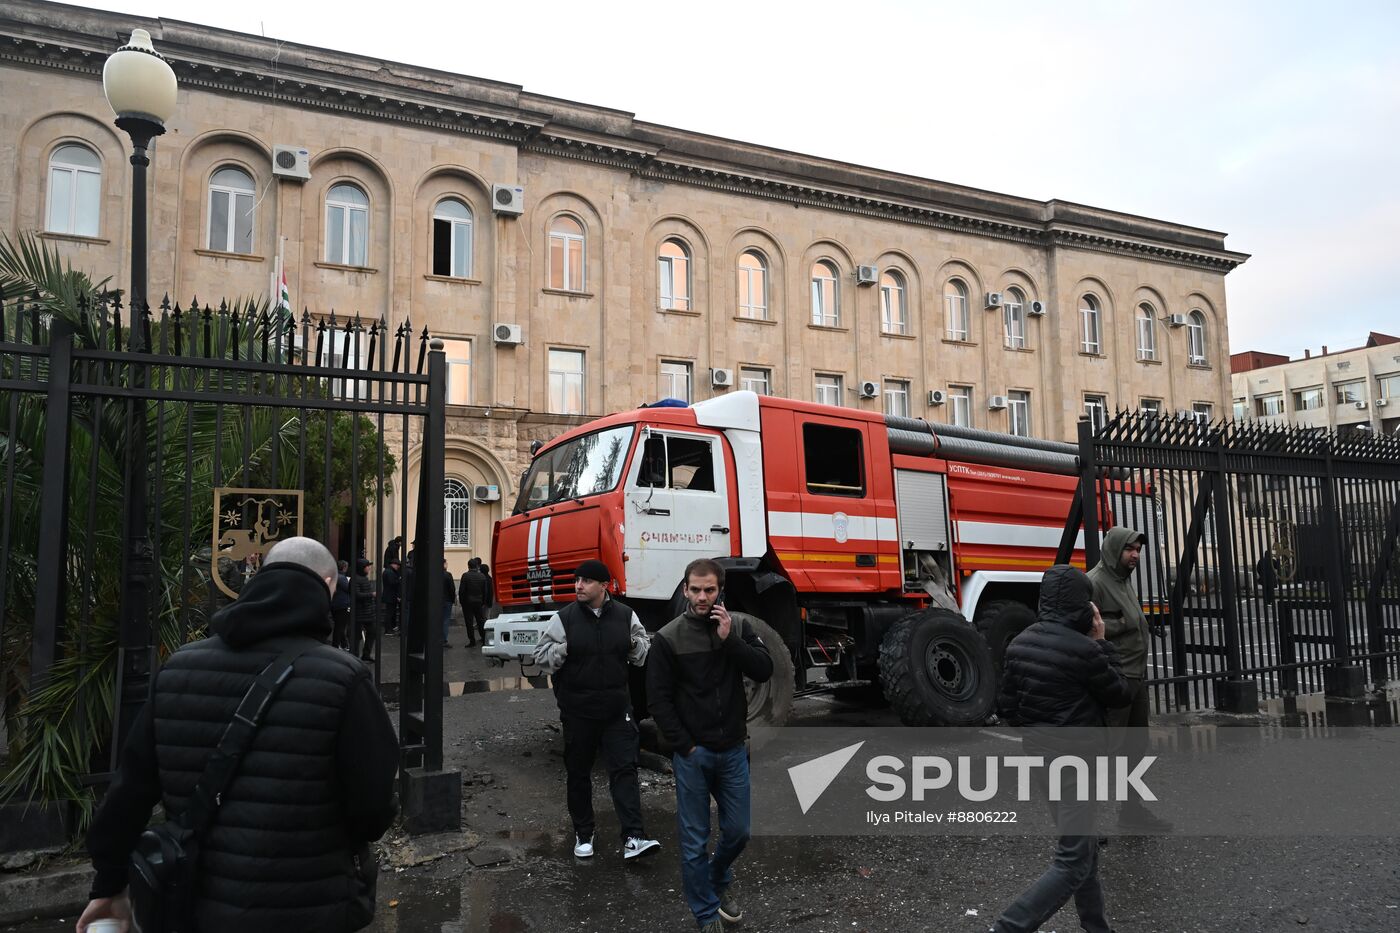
[{"xmin": 1087, "ymin": 525, "xmax": 1171, "ymax": 832}]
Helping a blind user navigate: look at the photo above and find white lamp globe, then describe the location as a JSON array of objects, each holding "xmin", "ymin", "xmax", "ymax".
[{"xmin": 102, "ymin": 28, "xmax": 177, "ymax": 125}]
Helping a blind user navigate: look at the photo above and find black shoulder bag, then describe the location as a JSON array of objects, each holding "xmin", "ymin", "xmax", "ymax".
[{"xmin": 129, "ymin": 647, "xmax": 306, "ymax": 933}]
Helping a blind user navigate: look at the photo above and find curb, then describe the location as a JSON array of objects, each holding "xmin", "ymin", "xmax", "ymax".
[{"xmin": 0, "ymin": 862, "xmax": 93, "ymax": 925}]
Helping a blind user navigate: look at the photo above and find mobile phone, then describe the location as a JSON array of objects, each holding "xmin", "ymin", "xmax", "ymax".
[{"xmin": 708, "ymin": 589, "xmax": 726, "ymax": 624}]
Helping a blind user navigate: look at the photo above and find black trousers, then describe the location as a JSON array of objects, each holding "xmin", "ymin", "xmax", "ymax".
[
  {"xmin": 561, "ymin": 712, "xmax": 645, "ymax": 842},
  {"xmin": 331, "ymin": 606, "xmax": 352, "ymax": 649},
  {"xmin": 463, "ymin": 601, "xmax": 486, "ymax": 643}
]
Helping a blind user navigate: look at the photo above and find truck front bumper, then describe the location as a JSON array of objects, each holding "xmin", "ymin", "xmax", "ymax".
[{"xmin": 482, "ymin": 608, "xmax": 555, "ymax": 663}]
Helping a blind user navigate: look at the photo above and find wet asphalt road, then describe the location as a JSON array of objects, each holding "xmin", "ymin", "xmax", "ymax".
[{"xmin": 9, "ymin": 636, "xmax": 1400, "ymax": 933}]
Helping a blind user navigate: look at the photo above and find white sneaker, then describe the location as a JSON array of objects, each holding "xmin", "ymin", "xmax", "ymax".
[
  {"xmin": 573, "ymin": 834, "xmax": 594, "ymax": 858},
  {"xmin": 622, "ymin": 836, "xmax": 660, "ymax": 859}
]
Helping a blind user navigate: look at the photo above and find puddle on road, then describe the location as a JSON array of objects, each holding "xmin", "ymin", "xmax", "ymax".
[
  {"xmin": 1261, "ymin": 689, "xmax": 1400, "ymax": 727},
  {"xmin": 455, "ymin": 675, "xmax": 550, "ymax": 696}
]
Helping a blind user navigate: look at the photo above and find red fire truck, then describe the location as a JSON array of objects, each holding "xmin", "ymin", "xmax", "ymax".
[{"xmin": 484, "ymin": 391, "xmax": 1135, "ymax": 730}]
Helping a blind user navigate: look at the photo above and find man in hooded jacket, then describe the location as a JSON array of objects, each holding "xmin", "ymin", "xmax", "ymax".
[
  {"xmin": 77, "ymin": 537, "xmax": 398, "ymax": 933},
  {"xmin": 1087, "ymin": 526, "xmax": 1172, "ymax": 832}
]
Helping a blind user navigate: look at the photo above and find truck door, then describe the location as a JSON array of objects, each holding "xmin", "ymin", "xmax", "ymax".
[
  {"xmin": 792, "ymin": 418, "xmax": 890, "ymax": 591},
  {"xmin": 622, "ymin": 429, "xmax": 731, "ymax": 599}
]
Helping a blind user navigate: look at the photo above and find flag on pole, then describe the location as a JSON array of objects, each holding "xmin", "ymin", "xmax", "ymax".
[{"xmin": 277, "ymin": 267, "xmax": 291, "ymax": 314}]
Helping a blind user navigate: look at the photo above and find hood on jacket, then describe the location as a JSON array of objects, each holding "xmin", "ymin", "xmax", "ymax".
[
  {"xmin": 1097, "ymin": 526, "xmax": 1147, "ymax": 581},
  {"xmin": 211, "ymin": 562, "xmax": 333, "ymax": 648},
  {"xmin": 1038, "ymin": 564, "xmax": 1096, "ymax": 634}
]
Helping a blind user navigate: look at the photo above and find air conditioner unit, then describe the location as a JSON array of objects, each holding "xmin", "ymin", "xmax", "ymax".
[
  {"xmin": 473, "ymin": 484, "xmax": 501, "ymax": 502},
  {"xmin": 493, "ymin": 323, "xmax": 523, "ymax": 346},
  {"xmin": 1167, "ymin": 313, "xmax": 1188, "ymax": 327},
  {"xmin": 1354, "ymin": 400, "xmax": 1369, "ymax": 410},
  {"xmin": 271, "ymin": 145, "xmax": 310, "ymax": 181},
  {"xmin": 491, "ymin": 184, "xmax": 525, "ymax": 216},
  {"xmin": 985, "ymin": 292, "xmax": 1004, "ymax": 309},
  {"xmin": 1376, "ymin": 398, "xmax": 1391, "ymax": 408},
  {"xmin": 859, "ymin": 380, "xmax": 879, "ymax": 399},
  {"xmin": 928, "ymin": 389, "xmax": 947, "ymax": 406},
  {"xmin": 856, "ymin": 265, "xmax": 879, "ymax": 285},
  {"xmin": 710, "ymin": 367, "xmax": 734, "ymax": 388},
  {"xmin": 1028, "ymin": 300, "xmax": 1047, "ymax": 316},
  {"xmin": 987, "ymin": 394, "xmax": 1008, "ymax": 410}
]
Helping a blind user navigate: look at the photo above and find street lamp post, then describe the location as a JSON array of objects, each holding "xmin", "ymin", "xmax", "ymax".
[{"xmin": 103, "ymin": 28, "xmax": 177, "ymax": 753}]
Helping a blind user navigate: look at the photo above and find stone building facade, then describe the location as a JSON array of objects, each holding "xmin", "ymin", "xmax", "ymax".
[
  {"xmin": 1, "ymin": 0, "xmax": 1248, "ymax": 572},
  {"xmin": 1231, "ymin": 333, "xmax": 1400, "ymax": 435}
]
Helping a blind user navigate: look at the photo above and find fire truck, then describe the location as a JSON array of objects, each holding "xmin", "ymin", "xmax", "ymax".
[{"xmin": 484, "ymin": 391, "xmax": 1135, "ymax": 730}]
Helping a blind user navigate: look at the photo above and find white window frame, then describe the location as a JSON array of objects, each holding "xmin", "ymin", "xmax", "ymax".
[
  {"xmin": 207, "ymin": 166, "xmax": 256, "ymax": 255},
  {"xmin": 1293, "ymin": 387, "xmax": 1324, "ymax": 411},
  {"xmin": 548, "ymin": 348, "xmax": 585, "ymax": 414},
  {"xmin": 432, "ymin": 198, "xmax": 473, "ymax": 278},
  {"xmin": 815, "ymin": 373, "xmax": 843, "ymax": 407},
  {"xmin": 325, "ymin": 183, "xmax": 369, "ymax": 266},
  {"xmin": 1003, "ymin": 288, "xmax": 1026, "ymax": 349},
  {"xmin": 1142, "ymin": 398, "xmax": 1164, "ymax": 418},
  {"xmin": 46, "ymin": 144, "xmax": 102, "ymax": 237},
  {"xmin": 1257, "ymin": 394, "xmax": 1285, "ymax": 417},
  {"xmin": 1080, "ymin": 296, "xmax": 1102, "ymax": 354},
  {"xmin": 1136, "ymin": 305, "xmax": 1158, "ymax": 361},
  {"xmin": 445, "ymin": 478, "xmax": 471, "ymax": 548},
  {"xmin": 658, "ymin": 239, "xmax": 691, "ymax": 311},
  {"xmin": 1376, "ymin": 373, "xmax": 1400, "ymax": 400},
  {"xmin": 737, "ymin": 251, "xmax": 768, "ymax": 320},
  {"xmin": 810, "ymin": 261, "xmax": 840, "ymax": 327},
  {"xmin": 880, "ymin": 271, "xmax": 908, "ymax": 335},
  {"xmin": 1187, "ymin": 311, "xmax": 1208, "ymax": 364},
  {"xmin": 548, "ymin": 215, "xmax": 586, "ymax": 292},
  {"xmin": 883, "ymin": 379, "xmax": 911, "ymax": 417},
  {"xmin": 945, "ymin": 280, "xmax": 970, "ymax": 341},
  {"xmin": 739, "ymin": 366, "xmax": 770, "ymax": 395},
  {"xmin": 1008, "ymin": 390, "xmax": 1032, "ymax": 437},
  {"xmin": 1084, "ymin": 394, "xmax": 1109, "ymax": 432},
  {"xmin": 659, "ymin": 359, "xmax": 693, "ymax": 403},
  {"xmin": 442, "ymin": 337, "xmax": 471, "ymax": 406},
  {"xmin": 1335, "ymin": 381, "xmax": 1365, "ymax": 405},
  {"xmin": 1191, "ymin": 402, "xmax": 1214, "ymax": 424},
  {"xmin": 948, "ymin": 384, "xmax": 973, "ymax": 428}
]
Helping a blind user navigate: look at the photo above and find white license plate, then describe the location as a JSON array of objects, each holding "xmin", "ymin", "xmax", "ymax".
[{"xmin": 512, "ymin": 631, "xmax": 538, "ymax": 646}]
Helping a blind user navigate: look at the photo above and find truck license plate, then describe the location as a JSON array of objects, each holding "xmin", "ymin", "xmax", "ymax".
[{"xmin": 513, "ymin": 631, "xmax": 538, "ymax": 646}]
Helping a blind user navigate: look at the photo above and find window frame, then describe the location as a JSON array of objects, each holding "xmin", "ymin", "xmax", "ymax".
[
  {"xmin": 948, "ymin": 384, "xmax": 973, "ymax": 428},
  {"xmin": 814, "ymin": 372, "xmax": 844, "ymax": 407},
  {"xmin": 1191, "ymin": 401, "xmax": 1214, "ymax": 424},
  {"xmin": 1084, "ymin": 393, "xmax": 1109, "ymax": 432},
  {"xmin": 207, "ymin": 165, "xmax": 256, "ymax": 255},
  {"xmin": 883, "ymin": 379, "xmax": 910, "ymax": 418},
  {"xmin": 325, "ymin": 182, "xmax": 370, "ymax": 266},
  {"xmin": 1142, "ymin": 398, "xmax": 1164, "ymax": 418},
  {"xmin": 658, "ymin": 359, "xmax": 694, "ymax": 403},
  {"xmin": 1292, "ymin": 386, "xmax": 1325, "ymax": 411},
  {"xmin": 441, "ymin": 336, "xmax": 472, "ymax": 406},
  {"xmin": 1255, "ymin": 393, "xmax": 1285, "ymax": 417},
  {"xmin": 944, "ymin": 279, "xmax": 970, "ymax": 341},
  {"xmin": 658, "ymin": 238, "xmax": 692, "ymax": 311},
  {"xmin": 810, "ymin": 260, "xmax": 840, "ymax": 327},
  {"xmin": 1003, "ymin": 287, "xmax": 1027, "ymax": 349},
  {"xmin": 1079, "ymin": 295, "xmax": 1102, "ymax": 355},
  {"xmin": 1008, "ymin": 390, "xmax": 1032, "ymax": 437},
  {"xmin": 802, "ymin": 422, "xmax": 866, "ymax": 497},
  {"xmin": 444, "ymin": 477, "xmax": 471, "ymax": 548},
  {"xmin": 1334, "ymin": 381, "xmax": 1365, "ymax": 405},
  {"xmin": 1376, "ymin": 373, "xmax": 1400, "ymax": 400},
  {"xmin": 45, "ymin": 143, "xmax": 102, "ymax": 237},
  {"xmin": 739, "ymin": 365, "xmax": 771, "ymax": 395},
  {"xmin": 548, "ymin": 214, "xmax": 587, "ymax": 292},
  {"xmin": 1136, "ymin": 303, "xmax": 1158, "ymax": 361},
  {"xmin": 1187, "ymin": 310, "xmax": 1208, "ymax": 364},
  {"xmin": 880, "ymin": 270, "xmax": 909, "ymax": 335},
  {"xmin": 432, "ymin": 197, "xmax": 474, "ymax": 278},
  {"xmin": 737, "ymin": 250, "xmax": 769, "ymax": 320},
  {"xmin": 547, "ymin": 348, "xmax": 586, "ymax": 414}
]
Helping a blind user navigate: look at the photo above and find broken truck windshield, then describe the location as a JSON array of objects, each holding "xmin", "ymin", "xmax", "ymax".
[{"xmin": 513, "ymin": 425, "xmax": 635, "ymax": 514}]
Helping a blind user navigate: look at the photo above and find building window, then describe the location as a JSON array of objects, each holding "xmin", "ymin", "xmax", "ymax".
[
  {"xmin": 548, "ymin": 349, "xmax": 585, "ymax": 414},
  {"xmin": 1142, "ymin": 398, "xmax": 1164, "ymax": 418},
  {"xmin": 1192, "ymin": 402, "xmax": 1214, "ymax": 424},
  {"xmin": 880, "ymin": 270, "xmax": 908, "ymax": 335},
  {"xmin": 208, "ymin": 166, "xmax": 255, "ymax": 254},
  {"xmin": 884, "ymin": 379, "xmax": 910, "ymax": 417},
  {"xmin": 1376, "ymin": 373, "xmax": 1399, "ymax": 400},
  {"xmin": 1335, "ymin": 381, "xmax": 1365, "ymax": 404},
  {"xmin": 1231, "ymin": 398, "xmax": 1247, "ymax": 420},
  {"xmin": 1136, "ymin": 304, "xmax": 1158, "ymax": 361},
  {"xmin": 325, "ymin": 183, "xmax": 369, "ymax": 266},
  {"xmin": 442, "ymin": 338, "xmax": 471, "ymax": 405},
  {"xmin": 1187, "ymin": 310, "xmax": 1208, "ymax": 364},
  {"xmin": 810, "ymin": 260, "xmax": 840, "ymax": 327},
  {"xmin": 1008, "ymin": 390, "xmax": 1032, "ymax": 437},
  {"xmin": 659, "ymin": 359, "xmax": 693, "ymax": 402},
  {"xmin": 432, "ymin": 198, "xmax": 473, "ymax": 278},
  {"xmin": 1003, "ymin": 287, "xmax": 1027, "ymax": 349},
  {"xmin": 658, "ymin": 239, "xmax": 691, "ymax": 311},
  {"xmin": 945, "ymin": 279, "xmax": 970, "ymax": 341},
  {"xmin": 445, "ymin": 478, "xmax": 470, "ymax": 548},
  {"xmin": 737, "ymin": 250, "xmax": 768, "ymax": 319},
  {"xmin": 1084, "ymin": 394, "xmax": 1109, "ymax": 432},
  {"xmin": 815, "ymin": 373, "xmax": 843, "ymax": 407},
  {"xmin": 1256, "ymin": 394, "xmax": 1284, "ymax": 417},
  {"xmin": 1293, "ymin": 387, "xmax": 1324, "ymax": 411},
  {"xmin": 1079, "ymin": 295, "xmax": 1102, "ymax": 354},
  {"xmin": 739, "ymin": 366, "xmax": 770, "ymax": 395},
  {"xmin": 948, "ymin": 384, "xmax": 973, "ymax": 427},
  {"xmin": 548, "ymin": 215, "xmax": 586, "ymax": 291},
  {"xmin": 803, "ymin": 423, "xmax": 864, "ymax": 497},
  {"xmin": 46, "ymin": 143, "xmax": 101, "ymax": 237}
]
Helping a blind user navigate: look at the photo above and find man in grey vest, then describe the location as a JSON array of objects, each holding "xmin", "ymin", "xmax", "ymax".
[{"xmin": 533, "ymin": 559, "xmax": 659, "ymax": 861}]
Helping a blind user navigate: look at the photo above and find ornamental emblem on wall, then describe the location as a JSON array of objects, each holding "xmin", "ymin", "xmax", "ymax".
[{"xmin": 212, "ymin": 488, "xmax": 304, "ymax": 599}]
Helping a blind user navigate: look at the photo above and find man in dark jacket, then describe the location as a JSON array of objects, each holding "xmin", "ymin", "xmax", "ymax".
[
  {"xmin": 380, "ymin": 557, "xmax": 402, "ymax": 634},
  {"xmin": 77, "ymin": 536, "xmax": 398, "ymax": 933},
  {"xmin": 458, "ymin": 558, "xmax": 489, "ymax": 647},
  {"xmin": 647, "ymin": 558, "xmax": 773, "ymax": 933},
  {"xmin": 441, "ymin": 560, "xmax": 457, "ymax": 648},
  {"xmin": 332, "ymin": 559, "xmax": 354, "ymax": 649},
  {"xmin": 352, "ymin": 557, "xmax": 378, "ymax": 661},
  {"xmin": 993, "ymin": 564, "xmax": 1135, "ymax": 933},
  {"xmin": 480, "ymin": 563, "xmax": 497, "ymax": 619}
]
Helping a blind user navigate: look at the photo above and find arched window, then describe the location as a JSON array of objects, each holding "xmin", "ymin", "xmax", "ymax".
[
  {"xmin": 737, "ymin": 250, "xmax": 768, "ymax": 319},
  {"xmin": 1003, "ymin": 286, "xmax": 1027, "ymax": 349},
  {"xmin": 810, "ymin": 260, "xmax": 840, "ymax": 327},
  {"xmin": 1137, "ymin": 303, "xmax": 1158, "ymax": 361},
  {"xmin": 1187, "ymin": 310, "xmax": 1207, "ymax": 364},
  {"xmin": 1080, "ymin": 294, "xmax": 1102, "ymax": 354},
  {"xmin": 46, "ymin": 143, "xmax": 101, "ymax": 236},
  {"xmin": 880, "ymin": 270, "xmax": 908, "ymax": 335},
  {"xmin": 944, "ymin": 279, "xmax": 970, "ymax": 340},
  {"xmin": 325, "ymin": 183, "xmax": 369, "ymax": 266},
  {"xmin": 445, "ymin": 478, "xmax": 470, "ymax": 548},
  {"xmin": 658, "ymin": 238, "xmax": 691, "ymax": 310},
  {"xmin": 548, "ymin": 215, "xmax": 586, "ymax": 291},
  {"xmin": 208, "ymin": 166, "xmax": 256, "ymax": 254},
  {"xmin": 432, "ymin": 198, "xmax": 473, "ymax": 278}
]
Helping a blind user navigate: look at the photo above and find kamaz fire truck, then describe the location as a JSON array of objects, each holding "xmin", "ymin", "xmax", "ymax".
[{"xmin": 484, "ymin": 391, "xmax": 1143, "ymax": 730}]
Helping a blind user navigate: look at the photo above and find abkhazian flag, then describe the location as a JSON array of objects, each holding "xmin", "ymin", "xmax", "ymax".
[{"xmin": 277, "ymin": 267, "xmax": 291, "ymax": 314}]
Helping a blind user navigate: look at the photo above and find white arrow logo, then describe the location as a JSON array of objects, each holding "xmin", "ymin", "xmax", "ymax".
[{"xmin": 787, "ymin": 741, "xmax": 865, "ymax": 814}]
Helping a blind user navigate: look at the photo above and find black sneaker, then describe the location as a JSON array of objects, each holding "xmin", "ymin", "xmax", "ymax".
[{"xmin": 718, "ymin": 886, "xmax": 742, "ymax": 923}]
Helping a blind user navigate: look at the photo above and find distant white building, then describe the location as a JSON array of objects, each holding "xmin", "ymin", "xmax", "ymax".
[{"xmin": 1230, "ymin": 332, "xmax": 1400, "ymax": 434}]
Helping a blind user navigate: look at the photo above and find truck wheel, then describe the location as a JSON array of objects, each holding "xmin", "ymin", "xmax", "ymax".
[
  {"xmin": 879, "ymin": 609, "xmax": 996, "ymax": 727},
  {"xmin": 974, "ymin": 600, "xmax": 1037, "ymax": 675},
  {"xmin": 743, "ymin": 616, "xmax": 794, "ymax": 728}
]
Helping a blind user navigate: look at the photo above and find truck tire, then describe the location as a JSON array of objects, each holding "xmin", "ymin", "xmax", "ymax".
[
  {"xmin": 744, "ymin": 616, "xmax": 795, "ymax": 728},
  {"xmin": 879, "ymin": 609, "xmax": 996, "ymax": 727},
  {"xmin": 975, "ymin": 600, "xmax": 1037, "ymax": 675}
]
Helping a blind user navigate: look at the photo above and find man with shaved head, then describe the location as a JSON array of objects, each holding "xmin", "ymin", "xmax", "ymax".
[{"xmin": 78, "ymin": 537, "xmax": 398, "ymax": 933}]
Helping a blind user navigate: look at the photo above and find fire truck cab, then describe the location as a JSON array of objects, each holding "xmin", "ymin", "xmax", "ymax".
[{"xmin": 485, "ymin": 391, "xmax": 1104, "ymax": 730}]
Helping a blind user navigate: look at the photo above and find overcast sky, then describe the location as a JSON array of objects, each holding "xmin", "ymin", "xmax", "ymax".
[{"xmin": 75, "ymin": 0, "xmax": 1400, "ymax": 357}]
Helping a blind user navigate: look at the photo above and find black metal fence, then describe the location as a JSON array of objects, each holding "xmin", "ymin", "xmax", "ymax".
[
  {"xmin": 0, "ymin": 291, "xmax": 446, "ymax": 802},
  {"xmin": 1067, "ymin": 412, "xmax": 1400, "ymax": 713}
]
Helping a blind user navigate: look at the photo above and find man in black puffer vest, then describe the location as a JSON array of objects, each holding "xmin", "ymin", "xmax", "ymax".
[
  {"xmin": 78, "ymin": 537, "xmax": 398, "ymax": 933},
  {"xmin": 533, "ymin": 559, "xmax": 659, "ymax": 862},
  {"xmin": 992, "ymin": 564, "xmax": 1135, "ymax": 933}
]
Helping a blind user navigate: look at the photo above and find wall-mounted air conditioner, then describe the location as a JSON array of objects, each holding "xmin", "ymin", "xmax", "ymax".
[
  {"xmin": 711, "ymin": 368, "xmax": 734, "ymax": 388},
  {"xmin": 928, "ymin": 389, "xmax": 947, "ymax": 406},
  {"xmin": 987, "ymin": 394, "xmax": 1008, "ymax": 410},
  {"xmin": 272, "ymin": 145, "xmax": 311, "ymax": 180},
  {"xmin": 1167, "ymin": 314, "xmax": 1188, "ymax": 327},
  {"xmin": 859, "ymin": 380, "xmax": 879, "ymax": 399},
  {"xmin": 492, "ymin": 184, "xmax": 525, "ymax": 215},
  {"xmin": 985, "ymin": 292, "xmax": 1003, "ymax": 309},
  {"xmin": 473, "ymin": 485, "xmax": 501, "ymax": 502},
  {"xmin": 1028, "ymin": 300, "xmax": 1047, "ymax": 316},
  {"xmin": 1376, "ymin": 398, "xmax": 1391, "ymax": 408},
  {"xmin": 856, "ymin": 265, "xmax": 879, "ymax": 285},
  {"xmin": 1354, "ymin": 400, "xmax": 1369, "ymax": 410},
  {"xmin": 493, "ymin": 323, "xmax": 523, "ymax": 345}
]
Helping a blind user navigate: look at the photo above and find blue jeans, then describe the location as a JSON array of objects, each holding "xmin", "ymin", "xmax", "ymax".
[{"xmin": 672, "ymin": 744, "xmax": 751, "ymax": 927}]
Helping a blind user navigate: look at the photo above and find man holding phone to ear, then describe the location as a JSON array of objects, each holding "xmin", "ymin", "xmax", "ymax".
[{"xmin": 648, "ymin": 558, "xmax": 774, "ymax": 932}]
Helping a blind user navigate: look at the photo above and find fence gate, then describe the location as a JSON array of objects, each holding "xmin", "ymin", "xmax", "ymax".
[
  {"xmin": 1, "ymin": 293, "xmax": 450, "ymax": 814},
  {"xmin": 1068, "ymin": 412, "xmax": 1400, "ymax": 714}
]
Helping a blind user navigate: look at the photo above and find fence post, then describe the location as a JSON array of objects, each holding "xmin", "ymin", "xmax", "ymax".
[
  {"xmin": 1320, "ymin": 443, "xmax": 1366, "ymax": 699},
  {"xmin": 28, "ymin": 317, "xmax": 75, "ymax": 692},
  {"xmin": 1076, "ymin": 417, "xmax": 1101, "ymax": 569},
  {"xmin": 1210, "ymin": 427, "xmax": 1256, "ymax": 713}
]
